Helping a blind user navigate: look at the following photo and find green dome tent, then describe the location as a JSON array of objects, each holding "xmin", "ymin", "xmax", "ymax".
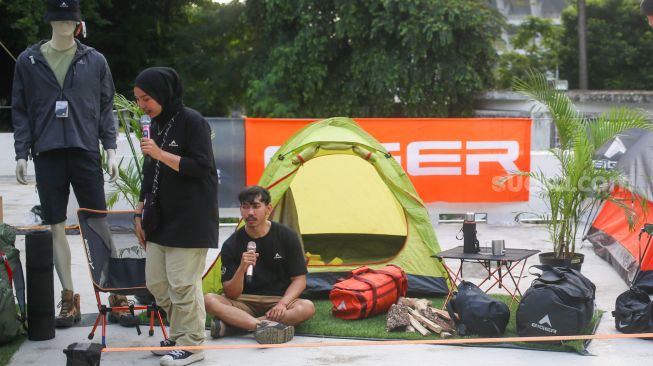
[{"xmin": 203, "ymin": 117, "xmax": 450, "ymax": 297}]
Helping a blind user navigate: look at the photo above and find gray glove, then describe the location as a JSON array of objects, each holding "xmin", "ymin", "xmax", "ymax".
[
  {"xmin": 16, "ymin": 159, "xmax": 28, "ymax": 185},
  {"xmin": 106, "ymin": 149, "xmax": 118, "ymax": 183}
]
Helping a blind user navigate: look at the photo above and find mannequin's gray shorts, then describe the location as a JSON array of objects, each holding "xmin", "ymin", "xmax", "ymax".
[{"xmin": 33, "ymin": 148, "xmax": 107, "ymax": 225}]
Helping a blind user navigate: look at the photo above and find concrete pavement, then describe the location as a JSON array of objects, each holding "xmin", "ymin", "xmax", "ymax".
[{"xmin": 1, "ymin": 175, "xmax": 651, "ymax": 366}]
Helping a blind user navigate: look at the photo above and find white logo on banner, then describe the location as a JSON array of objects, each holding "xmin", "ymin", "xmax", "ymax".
[{"xmin": 263, "ymin": 140, "xmax": 520, "ymax": 177}]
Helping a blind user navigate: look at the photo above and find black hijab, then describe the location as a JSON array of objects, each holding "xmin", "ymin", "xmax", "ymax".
[{"xmin": 134, "ymin": 67, "xmax": 184, "ymax": 124}]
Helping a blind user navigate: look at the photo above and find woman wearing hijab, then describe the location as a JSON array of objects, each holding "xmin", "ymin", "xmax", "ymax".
[{"xmin": 133, "ymin": 67, "xmax": 218, "ymax": 366}]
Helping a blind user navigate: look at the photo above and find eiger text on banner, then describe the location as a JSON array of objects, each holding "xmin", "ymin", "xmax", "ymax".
[{"xmin": 245, "ymin": 118, "xmax": 531, "ymax": 203}]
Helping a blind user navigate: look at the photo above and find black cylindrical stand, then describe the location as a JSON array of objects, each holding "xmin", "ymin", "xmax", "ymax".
[
  {"xmin": 462, "ymin": 213, "xmax": 480, "ymax": 254},
  {"xmin": 26, "ymin": 230, "xmax": 55, "ymax": 340}
]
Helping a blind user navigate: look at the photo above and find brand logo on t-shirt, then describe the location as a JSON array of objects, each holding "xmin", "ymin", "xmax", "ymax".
[
  {"xmin": 169, "ymin": 140, "xmax": 178, "ymax": 147},
  {"xmin": 59, "ymin": 1, "xmax": 69, "ymax": 8},
  {"xmin": 221, "ymin": 266, "xmax": 227, "ymax": 275},
  {"xmin": 76, "ymin": 59, "xmax": 85, "ymax": 65},
  {"xmin": 273, "ymin": 253, "xmax": 283, "ymax": 260}
]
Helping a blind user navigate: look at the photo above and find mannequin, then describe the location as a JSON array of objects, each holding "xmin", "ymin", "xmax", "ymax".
[{"xmin": 11, "ymin": 0, "xmax": 133, "ymax": 328}]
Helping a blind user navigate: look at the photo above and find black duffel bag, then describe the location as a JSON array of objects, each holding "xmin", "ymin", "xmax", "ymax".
[
  {"xmin": 613, "ymin": 286, "xmax": 653, "ymax": 333},
  {"xmin": 446, "ymin": 281, "xmax": 510, "ymax": 337},
  {"xmin": 517, "ymin": 265, "xmax": 595, "ymax": 337}
]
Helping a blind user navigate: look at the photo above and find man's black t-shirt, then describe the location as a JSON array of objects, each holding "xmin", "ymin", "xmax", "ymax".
[{"xmin": 221, "ymin": 222, "xmax": 307, "ymax": 296}]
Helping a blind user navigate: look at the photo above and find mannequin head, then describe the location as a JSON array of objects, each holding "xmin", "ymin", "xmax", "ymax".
[
  {"xmin": 49, "ymin": 20, "xmax": 77, "ymax": 50},
  {"xmin": 51, "ymin": 21, "xmax": 77, "ymax": 38},
  {"xmin": 45, "ymin": 0, "xmax": 82, "ymax": 50}
]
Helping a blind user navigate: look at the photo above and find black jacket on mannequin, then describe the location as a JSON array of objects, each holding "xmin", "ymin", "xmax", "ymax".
[{"xmin": 12, "ymin": 39, "xmax": 116, "ymax": 161}]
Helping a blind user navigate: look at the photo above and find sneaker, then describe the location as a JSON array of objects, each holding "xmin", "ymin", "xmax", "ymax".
[
  {"xmin": 151, "ymin": 339, "xmax": 176, "ymax": 356},
  {"xmin": 254, "ymin": 320, "xmax": 294, "ymax": 344},
  {"xmin": 160, "ymin": 350, "xmax": 204, "ymax": 366},
  {"xmin": 210, "ymin": 319, "xmax": 224, "ymax": 339},
  {"xmin": 209, "ymin": 318, "xmax": 248, "ymax": 339}
]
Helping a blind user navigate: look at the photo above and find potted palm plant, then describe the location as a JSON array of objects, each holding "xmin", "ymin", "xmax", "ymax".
[{"xmin": 512, "ymin": 71, "xmax": 651, "ymax": 270}]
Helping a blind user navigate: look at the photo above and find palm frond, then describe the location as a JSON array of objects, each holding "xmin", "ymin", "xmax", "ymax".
[{"xmin": 511, "ymin": 70, "xmax": 653, "ymax": 258}]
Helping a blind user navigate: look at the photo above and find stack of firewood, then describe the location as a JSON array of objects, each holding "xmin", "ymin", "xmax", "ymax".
[{"xmin": 385, "ymin": 297, "xmax": 456, "ymax": 337}]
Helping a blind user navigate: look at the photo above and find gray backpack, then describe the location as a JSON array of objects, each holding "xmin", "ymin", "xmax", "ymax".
[{"xmin": 0, "ymin": 223, "xmax": 26, "ymax": 344}]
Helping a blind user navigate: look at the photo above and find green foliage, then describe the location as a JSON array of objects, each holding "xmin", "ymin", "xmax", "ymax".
[
  {"xmin": 104, "ymin": 94, "xmax": 144, "ymax": 209},
  {"xmin": 512, "ymin": 71, "xmax": 651, "ymax": 257},
  {"xmin": 495, "ymin": 16, "xmax": 562, "ymax": 89},
  {"xmin": 165, "ymin": 1, "xmax": 252, "ymax": 116},
  {"xmin": 84, "ymin": 0, "xmax": 208, "ymax": 97},
  {"xmin": 558, "ymin": 0, "xmax": 653, "ymax": 89},
  {"xmin": 243, "ymin": 0, "xmax": 503, "ymax": 117}
]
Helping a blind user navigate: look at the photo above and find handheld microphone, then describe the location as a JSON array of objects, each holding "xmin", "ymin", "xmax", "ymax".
[
  {"xmin": 140, "ymin": 115, "xmax": 151, "ymax": 139},
  {"xmin": 245, "ymin": 241, "xmax": 256, "ymax": 284}
]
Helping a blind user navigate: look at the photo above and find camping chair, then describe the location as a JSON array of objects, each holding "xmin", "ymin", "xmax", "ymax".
[{"xmin": 77, "ymin": 208, "xmax": 167, "ymax": 345}]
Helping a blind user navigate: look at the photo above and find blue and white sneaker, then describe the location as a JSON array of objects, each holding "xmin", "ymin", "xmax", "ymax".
[{"xmin": 159, "ymin": 350, "xmax": 204, "ymax": 366}]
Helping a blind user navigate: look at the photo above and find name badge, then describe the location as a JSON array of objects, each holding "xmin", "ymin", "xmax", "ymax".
[{"xmin": 55, "ymin": 100, "xmax": 69, "ymax": 118}]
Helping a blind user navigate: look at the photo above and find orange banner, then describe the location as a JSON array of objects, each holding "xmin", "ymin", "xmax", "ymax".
[{"xmin": 245, "ymin": 118, "xmax": 531, "ymax": 202}]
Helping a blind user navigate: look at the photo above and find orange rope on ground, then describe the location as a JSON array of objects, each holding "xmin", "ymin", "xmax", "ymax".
[{"xmin": 103, "ymin": 332, "xmax": 653, "ymax": 353}]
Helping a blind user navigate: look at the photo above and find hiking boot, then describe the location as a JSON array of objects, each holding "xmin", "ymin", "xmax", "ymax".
[
  {"xmin": 108, "ymin": 294, "xmax": 139, "ymax": 327},
  {"xmin": 151, "ymin": 338, "xmax": 176, "ymax": 356},
  {"xmin": 159, "ymin": 350, "xmax": 204, "ymax": 366},
  {"xmin": 254, "ymin": 320, "xmax": 294, "ymax": 344},
  {"xmin": 55, "ymin": 290, "xmax": 81, "ymax": 328}
]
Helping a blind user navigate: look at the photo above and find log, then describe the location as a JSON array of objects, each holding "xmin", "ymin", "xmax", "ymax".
[
  {"xmin": 398, "ymin": 297, "xmax": 432, "ymax": 309},
  {"xmin": 408, "ymin": 308, "xmax": 442, "ymax": 334},
  {"xmin": 429, "ymin": 307, "xmax": 452, "ymax": 321},
  {"xmin": 406, "ymin": 324, "xmax": 416, "ymax": 333},
  {"xmin": 414, "ymin": 299, "xmax": 431, "ymax": 312},
  {"xmin": 407, "ymin": 314, "xmax": 430, "ymax": 336},
  {"xmin": 397, "ymin": 297, "xmax": 416, "ymax": 307}
]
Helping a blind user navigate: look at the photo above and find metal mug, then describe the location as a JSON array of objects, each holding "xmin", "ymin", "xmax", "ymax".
[{"xmin": 492, "ymin": 239, "xmax": 505, "ymax": 256}]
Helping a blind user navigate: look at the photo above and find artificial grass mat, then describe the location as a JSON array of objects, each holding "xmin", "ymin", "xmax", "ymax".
[
  {"xmin": 294, "ymin": 295, "xmax": 603, "ymax": 355},
  {"xmin": 134, "ymin": 294, "xmax": 602, "ymax": 354}
]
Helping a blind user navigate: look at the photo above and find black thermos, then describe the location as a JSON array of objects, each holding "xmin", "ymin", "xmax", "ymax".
[
  {"xmin": 462, "ymin": 212, "xmax": 480, "ymax": 254},
  {"xmin": 26, "ymin": 230, "xmax": 55, "ymax": 340}
]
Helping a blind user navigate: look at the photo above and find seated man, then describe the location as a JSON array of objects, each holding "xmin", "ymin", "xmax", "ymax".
[{"xmin": 205, "ymin": 186, "xmax": 315, "ymax": 344}]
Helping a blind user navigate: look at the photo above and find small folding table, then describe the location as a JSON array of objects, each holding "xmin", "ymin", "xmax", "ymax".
[{"xmin": 434, "ymin": 246, "xmax": 540, "ymax": 309}]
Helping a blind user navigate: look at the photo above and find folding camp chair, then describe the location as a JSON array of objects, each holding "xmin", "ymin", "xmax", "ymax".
[{"xmin": 77, "ymin": 208, "xmax": 167, "ymax": 345}]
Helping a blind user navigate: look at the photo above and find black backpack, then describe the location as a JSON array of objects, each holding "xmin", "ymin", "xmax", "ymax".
[
  {"xmin": 446, "ymin": 281, "xmax": 510, "ymax": 337},
  {"xmin": 516, "ymin": 265, "xmax": 595, "ymax": 337},
  {"xmin": 613, "ymin": 287, "xmax": 653, "ymax": 334}
]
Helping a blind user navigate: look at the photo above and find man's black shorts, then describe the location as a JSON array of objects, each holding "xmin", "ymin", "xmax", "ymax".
[{"xmin": 33, "ymin": 148, "xmax": 107, "ymax": 225}]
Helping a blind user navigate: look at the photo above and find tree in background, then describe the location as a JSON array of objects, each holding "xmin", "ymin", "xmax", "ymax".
[
  {"xmin": 243, "ymin": 0, "xmax": 503, "ymax": 117},
  {"xmin": 494, "ymin": 16, "xmax": 562, "ymax": 90},
  {"xmin": 0, "ymin": 1, "xmax": 206, "ymax": 127},
  {"xmin": 166, "ymin": 1, "xmax": 253, "ymax": 117},
  {"xmin": 558, "ymin": 0, "xmax": 653, "ymax": 89}
]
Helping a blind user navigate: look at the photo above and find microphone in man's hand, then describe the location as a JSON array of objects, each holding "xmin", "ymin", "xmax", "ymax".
[
  {"xmin": 140, "ymin": 115, "xmax": 151, "ymax": 139},
  {"xmin": 245, "ymin": 241, "xmax": 256, "ymax": 284}
]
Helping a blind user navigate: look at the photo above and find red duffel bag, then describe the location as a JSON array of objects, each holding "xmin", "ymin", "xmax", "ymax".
[{"xmin": 329, "ymin": 265, "xmax": 408, "ymax": 320}]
